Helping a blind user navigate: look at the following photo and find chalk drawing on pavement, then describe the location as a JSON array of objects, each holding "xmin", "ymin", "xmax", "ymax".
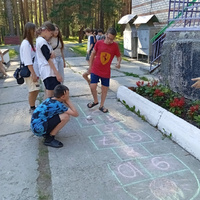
[
  {"xmin": 89, "ymin": 133, "xmax": 124, "ymax": 149},
  {"xmin": 108, "ymin": 154, "xmax": 200, "ymax": 199},
  {"xmin": 122, "ymin": 171, "xmax": 200, "ymax": 200},
  {"xmin": 78, "ymin": 103, "xmax": 200, "ymax": 199},
  {"xmin": 113, "ymin": 144, "xmax": 152, "ymax": 161}
]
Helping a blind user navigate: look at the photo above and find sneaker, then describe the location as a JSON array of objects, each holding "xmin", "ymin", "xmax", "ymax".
[
  {"xmin": 3, "ymin": 75, "xmax": 10, "ymax": 79},
  {"xmin": 44, "ymin": 139, "xmax": 63, "ymax": 148},
  {"xmin": 29, "ymin": 108, "xmax": 36, "ymax": 115}
]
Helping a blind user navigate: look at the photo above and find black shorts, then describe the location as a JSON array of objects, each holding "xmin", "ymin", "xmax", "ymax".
[
  {"xmin": 45, "ymin": 114, "xmax": 61, "ymax": 135},
  {"xmin": 43, "ymin": 77, "xmax": 60, "ymax": 90}
]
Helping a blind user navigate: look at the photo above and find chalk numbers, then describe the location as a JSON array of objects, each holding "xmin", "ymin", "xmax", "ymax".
[{"xmin": 151, "ymin": 157, "xmax": 170, "ymax": 171}]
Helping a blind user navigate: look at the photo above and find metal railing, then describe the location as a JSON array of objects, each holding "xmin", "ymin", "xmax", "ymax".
[
  {"xmin": 168, "ymin": 0, "xmax": 200, "ymax": 29},
  {"xmin": 150, "ymin": 33, "xmax": 166, "ymax": 72},
  {"xmin": 150, "ymin": 0, "xmax": 200, "ymax": 72}
]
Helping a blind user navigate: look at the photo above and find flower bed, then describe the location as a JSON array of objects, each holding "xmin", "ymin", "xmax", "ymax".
[
  {"xmin": 129, "ymin": 80, "xmax": 200, "ymax": 129},
  {"xmin": 117, "ymin": 85, "xmax": 200, "ymax": 161}
]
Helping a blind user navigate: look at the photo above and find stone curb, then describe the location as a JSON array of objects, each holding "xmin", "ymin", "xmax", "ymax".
[{"xmin": 117, "ymin": 85, "xmax": 200, "ymax": 161}]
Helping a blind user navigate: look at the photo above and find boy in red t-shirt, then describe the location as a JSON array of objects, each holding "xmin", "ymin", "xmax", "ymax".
[{"xmin": 87, "ymin": 27, "xmax": 121, "ymax": 113}]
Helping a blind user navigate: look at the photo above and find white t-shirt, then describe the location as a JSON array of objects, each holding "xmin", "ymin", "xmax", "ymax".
[
  {"xmin": 36, "ymin": 36, "xmax": 58, "ymax": 81},
  {"xmin": 20, "ymin": 39, "xmax": 35, "ymax": 66},
  {"xmin": 87, "ymin": 35, "xmax": 92, "ymax": 51},
  {"xmin": 20, "ymin": 40, "xmax": 40, "ymax": 77}
]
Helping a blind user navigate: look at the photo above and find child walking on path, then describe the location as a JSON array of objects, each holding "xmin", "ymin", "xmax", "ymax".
[
  {"xmin": 87, "ymin": 27, "xmax": 121, "ymax": 113},
  {"xmin": 82, "ymin": 28, "xmax": 95, "ymax": 85},
  {"xmin": 49, "ymin": 24, "xmax": 66, "ymax": 84},
  {"xmin": 20, "ymin": 22, "xmax": 40, "ymax": 114},
  {"xmin": 31, "ymin": 84, "xmax": 79, "ymax": 148},
  {"xmin": 36, "ymin": 21, "xmax": 62, "ymax": 98}
]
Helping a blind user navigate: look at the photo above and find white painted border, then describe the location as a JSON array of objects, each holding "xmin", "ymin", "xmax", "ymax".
[{"xmin": 117, "ymin": 86, "xmax": 200, "ymax": 160}]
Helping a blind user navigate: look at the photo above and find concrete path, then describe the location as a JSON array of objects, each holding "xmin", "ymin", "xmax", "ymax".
[{"xmin": 1, "ymin": 52, "xmax": 200, "ymax": 200}]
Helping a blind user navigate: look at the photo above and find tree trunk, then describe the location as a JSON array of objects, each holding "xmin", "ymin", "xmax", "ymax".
[
  {"xmin": 39, "ymin": 0, "xmax": 42, "ymax": 26},
  {"xmin": 5, "ymin": 0, "xmax": 15, "ymax": 35},
  {"xmin": 35, "ymin": 0, "xmax": 38, "ymax": 27},
  {"xmin": 99, "ymin": 0, "xmax": 104, "ymax": 30},
  {"xmin": 24, "ymin": 0, "xmax": 29, "ymax": 23},
  {"xmin": 12, "ymin": 0, "xmax": 20, "ymax": 36},
  {"xmin": 42, "ymin": 0, "xmax": 48, "ymax": 22},
  {"xmin": 19, "ymin": 0, "xmax": 25, "ymax": 33}
]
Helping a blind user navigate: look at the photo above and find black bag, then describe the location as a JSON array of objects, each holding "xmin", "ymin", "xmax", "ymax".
[
  {"xmin": 13, "ymin": 67, "xmax": 24, "ymax": 85},
  {"xmin": 20, "ymin": 63, "xmax": 31, "ymax": 77}
]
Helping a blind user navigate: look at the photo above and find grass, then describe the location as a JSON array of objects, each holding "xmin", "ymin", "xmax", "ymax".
[
  {"xmin": 70, "ymin": 44, "xmax": 87, "ymax": 56},
  {"xmin": 67, "ymin": 34, "xmax": 124, "ymax": 57},
  {"xmin": 64, "ymin": 36, "xmax": 87, "ymax": 44},
  {"xmin": 9, "ymin": 48, "xmax": 18, "ymax": 59}
]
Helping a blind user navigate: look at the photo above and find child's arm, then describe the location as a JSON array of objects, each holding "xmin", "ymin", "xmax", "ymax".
[
  {"xmin": 48, "ymin": 59, "xmax": 62, "ymax": 82},
  {"xmin": 115, "ymin": 56, "xmax": 121, "ymax": 69},
  {"xmin": 41, "ymin": 44, "xmax": 62, "ymax": 82},
  {"xmin": 64, "ymin": 99, "xmax": 79, "ymax": 117},
  {"xmin": 88, "ymin": 49, "xmax": 96, "ymax": 73},
  {"xmin": 61, "ymin": 48, "xmax": 66, "ymax": 68}
]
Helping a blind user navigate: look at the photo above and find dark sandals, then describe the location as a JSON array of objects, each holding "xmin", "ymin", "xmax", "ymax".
[
  {"xmin": 99, "ymin": 106, "xmax": 109, "ymax": 113},
  {"xmin": 87, "ymin": 102, "xmax": 99, "ymax": 108},
  {"xmin": 44, "ymin": 139, "xmax": 63, "ymax": 148}
]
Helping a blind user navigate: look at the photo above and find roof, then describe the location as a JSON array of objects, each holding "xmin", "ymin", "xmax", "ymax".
[
  {"xmin": 133, "ymin": 15, "xmax": 159, "ymax": 25},
  {"xmin": 118, "ymin": 14, "xmax": 137, "ymax": 24}
]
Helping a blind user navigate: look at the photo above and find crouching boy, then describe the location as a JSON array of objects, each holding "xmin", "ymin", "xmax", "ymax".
[{"xmin": 31, "ymin": 84, "xmax": 79, "ymax": 148}]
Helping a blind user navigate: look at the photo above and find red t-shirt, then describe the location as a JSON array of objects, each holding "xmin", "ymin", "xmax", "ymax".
[{"xmin": 91, "ymin": 40, "xmax": 121, "ymax": 78}]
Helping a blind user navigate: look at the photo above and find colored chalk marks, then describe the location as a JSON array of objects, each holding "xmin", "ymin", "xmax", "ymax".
[
  {"xmin": 108, "ymin": 154, "xmax": 200, "ymax": 199},
  {"xmin": 124, "ymin": 171, "xmax": 199, "ymax": 200},
  {"xmin": 78, "ymin": 104, "xmax": 200, "ymax": 199},
  {"xmin": 89, "ymin": 133, "xmax": 123, "ymax": 149},
  {"xmin": 113, "ymin": 144, "xmax": 151, "ymax": 161}
]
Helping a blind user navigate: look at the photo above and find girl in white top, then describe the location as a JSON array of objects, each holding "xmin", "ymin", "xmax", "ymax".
[
  {"xmin": 20, "ymin": 22, "xmax": 39, "ymax": 113},
  {"xmin": 49, "ymin": 24, "xmax": 66, "ymax": 83},
  {"xmin": 36, "ymin": 21, "xmax": 62, "ymax": 98}
]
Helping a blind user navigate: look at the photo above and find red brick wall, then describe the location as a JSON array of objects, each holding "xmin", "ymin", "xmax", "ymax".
[{"xmin": 4, "ymin": 36, "xmax": 21, "ymax": 45}]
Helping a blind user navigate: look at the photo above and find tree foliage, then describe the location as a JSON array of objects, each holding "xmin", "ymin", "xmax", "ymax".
[{"xmin": 0, "ymin": 0, "xmax": 131, "ymax": 42}]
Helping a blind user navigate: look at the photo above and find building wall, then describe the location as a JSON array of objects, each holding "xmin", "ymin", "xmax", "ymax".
[{"xmin": 132, "ymin": 0, "xmax": 169, "ymax": 27}]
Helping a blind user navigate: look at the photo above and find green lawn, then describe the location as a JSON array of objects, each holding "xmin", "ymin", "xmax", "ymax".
[{"xmin": 67, "ymin": 35, "xmax": 124, "ymax": 57}]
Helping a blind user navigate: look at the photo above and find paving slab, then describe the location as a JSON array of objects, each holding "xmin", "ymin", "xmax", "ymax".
[
  {"xmin": 0, "ymin": 102, "xmax": 32, "ymax": 136},
  {"xmin": 48, "ymin": 98, "xmax": 200, "ymax": 200},
  {"xmin": 1, "ymin": 58, "xmax": 200, "ymax": 200},
  {"xmin": 0, "ymin": 132, "xmax": 39, "ymax": 200}
]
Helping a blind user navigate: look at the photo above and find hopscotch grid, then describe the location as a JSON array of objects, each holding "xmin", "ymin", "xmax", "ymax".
[
  {"xmin": 140, "ymin": 143, "xmax": 154, "ymax": 156},
  {"xmin": 111, "ymin": 143, "xmax": 152, "ymax": 161},
  {"xmin": 88, "ymin": 136, "xmax": 100, "ymax": 150},
  {"xmin": 122, "ymin": 187, "xmax": 138, "ymax": 200},
  {"xmin": 121, "ymin": 168, "xmax": 190, "ymax": 188},
  {"xmin": 136, "ymin": 129, "xmax": 155, "ymax": 142},
  {"xmin": 107, "ymin": 163, "xmax": 123, "ymax": 186},
  {"xmin": 94, "ymin": 122, "xmax": 124, "ymax": 136},
  {"xmin": 78, "ymin": 104, "xmax": 200, "ymax": 199}
]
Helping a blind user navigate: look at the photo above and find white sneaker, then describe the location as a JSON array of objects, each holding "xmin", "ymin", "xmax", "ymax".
[
  {"xmin": 29, "ymin": 108, "xmax": 35, "ymax": 115},
  {"xmin": 3, "ymin": 75, "xmax": 10, "ymax": 79}
]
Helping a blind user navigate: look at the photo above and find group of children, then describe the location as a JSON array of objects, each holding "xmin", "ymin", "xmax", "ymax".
[
  {"xmin": 17, "ymin": 21, "xmax": 122, "ymax": 148},
  {"xmin": 17, "ymin": 21, "xmax": 78, "ymax": 148}
]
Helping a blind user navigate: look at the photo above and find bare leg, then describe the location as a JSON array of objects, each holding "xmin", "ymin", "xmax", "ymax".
[
  {"xmin": 90, "ymin": 83, "xmax": 98, "ymax": 103},
  {"xmin": 29, "ymin": 90, "xmax": 39, "ymax": 107},
  {"xmin": 100, "ymin": 85, "xmax": 109, "ymax": 107},
  {"xmin": 50, "ymin": 113, "xmax": 70, "ymax": 136},
  {"xmin": 45, "ymin": 89, "xmax": 54, "ymax": 98},
  {"xmin": 0, "ymin": 62, "xmax": 7, "ymax": 76},
  {"xmin": 82, "ymin": 72, "xmax": 90, "ymax": 84}
]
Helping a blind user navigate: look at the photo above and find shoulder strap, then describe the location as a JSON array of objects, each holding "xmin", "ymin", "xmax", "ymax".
[{"xmin": 53, "ymin": 38, "xmax": 59, "ymax": 50}]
